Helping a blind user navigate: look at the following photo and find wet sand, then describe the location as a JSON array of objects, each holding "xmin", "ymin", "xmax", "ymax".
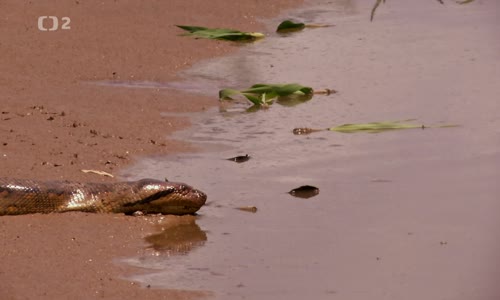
[{"xmin": 0, "ymin": 0, "xmax": 302, "ymax": 299}]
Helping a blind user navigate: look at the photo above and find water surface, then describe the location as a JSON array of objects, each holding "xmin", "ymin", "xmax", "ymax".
[{"xmin": 121, "ymin": 1, "xmax": 500, "ymax": 299}]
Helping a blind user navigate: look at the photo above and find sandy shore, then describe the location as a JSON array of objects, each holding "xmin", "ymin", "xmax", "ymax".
[{"xmin": 0, "ymin": 1, "xmax": 302, "ymax": 299}]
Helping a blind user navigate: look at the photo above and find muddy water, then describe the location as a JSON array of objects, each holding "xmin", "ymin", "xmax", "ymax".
[{"xmin": 120, "ymin": 1, "xmax": 500, "ymax": 299}]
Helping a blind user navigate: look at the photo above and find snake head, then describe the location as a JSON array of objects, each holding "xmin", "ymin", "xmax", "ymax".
[{"xmin": 122, "ymin": 179, "xmax": 207, "ymax": 215}]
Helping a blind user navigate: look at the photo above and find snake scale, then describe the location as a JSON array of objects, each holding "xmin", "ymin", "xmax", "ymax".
[{"xmin": 0, "ymin": 178, "xmax": 207, "ymax": 216}]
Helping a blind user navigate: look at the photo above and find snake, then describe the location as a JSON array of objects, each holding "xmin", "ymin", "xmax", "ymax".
[{"xmin": 0, "ymin": 178, "xmax": 207, "ymax": 216}]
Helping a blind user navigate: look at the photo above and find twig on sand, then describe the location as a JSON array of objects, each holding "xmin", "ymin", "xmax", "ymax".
[{"xmin": 81, "ymin": 169, "xmax": 114, "ymax": 178}]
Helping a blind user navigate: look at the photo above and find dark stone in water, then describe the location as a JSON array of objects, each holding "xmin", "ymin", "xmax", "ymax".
[
  {"xmin": 289, "ymin": 185, "xmax": 319, "ymax": 199},
  {"xmin": 227, "ymin": 154, "xmax": 251, "ymax": 163}
]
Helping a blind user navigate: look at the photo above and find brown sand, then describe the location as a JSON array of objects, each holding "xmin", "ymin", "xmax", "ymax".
[{"xmin": 0, "ymin": 1, "xmax": 302, "ymax": 299}]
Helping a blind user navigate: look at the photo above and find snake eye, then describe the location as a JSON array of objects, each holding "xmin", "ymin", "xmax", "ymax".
[{"xmin": 179, "ymin": 185, "xmax": 188, "ymax": 194}]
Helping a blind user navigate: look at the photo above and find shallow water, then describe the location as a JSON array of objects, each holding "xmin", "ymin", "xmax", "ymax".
[{"xmin": 120, "ymin": 0, "xmax": 500, "ymax": 299}]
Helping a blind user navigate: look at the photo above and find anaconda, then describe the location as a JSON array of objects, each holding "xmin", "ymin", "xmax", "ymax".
[{"xmin": 0, "ymin": 178, "xmax": 207, "ymax": 216}]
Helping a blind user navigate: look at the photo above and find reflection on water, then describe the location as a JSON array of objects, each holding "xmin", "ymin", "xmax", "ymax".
[
  {"xmin": 144, "ymin": 215, "xmax": 207, "ymax": 255},
  {"xmin": 120, "ymin": 215, "xmax": 208, "ymax": 284}
]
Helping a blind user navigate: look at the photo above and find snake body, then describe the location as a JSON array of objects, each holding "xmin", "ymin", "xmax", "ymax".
[{"xmin": 0, "ymin": 178, "xmax": 207, "ymax": 216}]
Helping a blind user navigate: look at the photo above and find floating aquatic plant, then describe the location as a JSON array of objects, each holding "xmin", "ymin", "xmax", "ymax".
[
  {"xmin": 276, "ymin": 20, "xmax": 333, "ymax": 33},
  {"xmin": 219, "ymin": 83, "xmax": 334, "ymax": 110},
  {"xmin": 293, "ymin": 120, "xmax": 459, "ymax": 134},
  {"xmin": 176, "ymin": 25, "xmax": 264, "ymax": 41},
  {"xmin": 330, "ymin": 121, "xmax": 425, "ymax": 133}
]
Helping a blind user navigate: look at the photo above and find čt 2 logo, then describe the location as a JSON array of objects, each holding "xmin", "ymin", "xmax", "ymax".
[{"xmin": 38, "ymin": 16, "xmax": 71, "ymax": 31}]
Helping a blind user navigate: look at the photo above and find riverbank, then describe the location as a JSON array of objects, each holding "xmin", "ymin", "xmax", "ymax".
[{"xmin": 0, "ymin": 1, "xmax": 302, "ymax": 299}]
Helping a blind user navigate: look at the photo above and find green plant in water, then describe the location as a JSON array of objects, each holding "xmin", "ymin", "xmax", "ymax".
[
  {"xmin": 219, "ymin": 83, "xmax": 333, "ymax": 110},
  {"xmin": 370, "ymin": 0, "xmax": 476, "ymax": 21},
  {"xmin": 293, "ymin": 120, "xmax": 459, "ymax": 134},
  {"xmin": 330, "ymin": 121, "xmax": 425, "ymax": 133},
  {"xmin": 276, "ymin": 20, "xmax": 333, "ymax": 33},
  {"xmin": 176, "ymin": 25, "xmax": 264, "ymax": 41}
]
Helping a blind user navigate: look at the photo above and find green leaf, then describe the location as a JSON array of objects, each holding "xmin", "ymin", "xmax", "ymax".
[
  {"xmin": 176, "ymin": 25, "xmax": 209, "ymax": 33},
  {"xmin": 219, "ymin": 88, "xmax": 264, "ymax": 106},
  {"xmin": 219, "ymin": 83, "xmax": 317, "ymax": 109},
  {"xmin": 176, "ymin": 25, "xmax": 264, "ymax": 41},
  {"xmin": 329, "ymin": 121, "xmax": 424, "ymax": 133},
  {"xmin": 219, "ymin": 89, "xmax": 242, "ymax": 100},
  {"xmin": 276, "ymin": 84, "xmax": 313, "ymax": 96},
  {"xmin": 294, "ymin": 121, "xmax": 458, "ymax": 135},
  {"xmin": 276, "ymin": 20, "xmax": 306, "ymax": 32},
  {"xmin": 243, "ymin": 84, "xmax": 313, "ymax": 96},
  {"xmin": 276, "ymin": 20, "xmax": 333, "ymax": 32},
  {"xmin": 242, "ymin": 85, "xmax": 277, "ymax": 94},
  {"xmin": 241, "ymin": 93, "xmax": 262, "ymax": 105}
]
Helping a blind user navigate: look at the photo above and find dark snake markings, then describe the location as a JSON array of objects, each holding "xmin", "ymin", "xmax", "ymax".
[{"xmin": 0, "ymin": 178, "xmax": 207, "ymax": 216}]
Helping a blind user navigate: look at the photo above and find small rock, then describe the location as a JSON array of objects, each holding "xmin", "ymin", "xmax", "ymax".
[
  {"xmin": 289, "ymin": 185, "xmax": 320, "ymax": 199},
  {"xmin": 227, "ymin": 154, "xmax": 251, "ymax": 163}
]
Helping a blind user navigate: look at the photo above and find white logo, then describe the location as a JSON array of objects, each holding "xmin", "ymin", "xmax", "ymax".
[{"xmin": 38, "ymin": 16, "xmax": 71, "ymax": 31}]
